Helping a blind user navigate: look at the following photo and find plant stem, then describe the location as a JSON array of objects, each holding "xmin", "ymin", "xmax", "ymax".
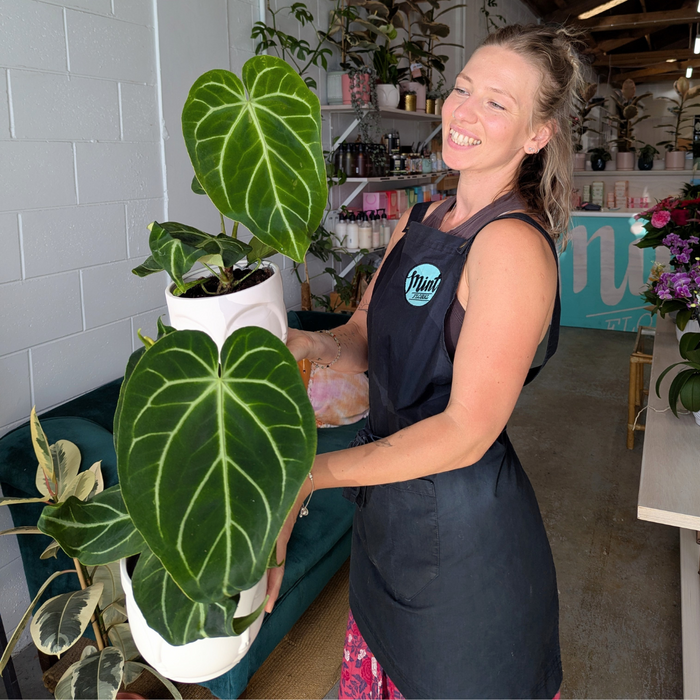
[
  {"xmin": 73, "ymin": 559, "xmax": 107, "ymax": 650},
  {"xmin": 232, "ymin": 221, "xmax": 239, "ymax": 240},
  {"xmin": 220, "ymin": 213, "xmax": 226, "ymax": 236}
]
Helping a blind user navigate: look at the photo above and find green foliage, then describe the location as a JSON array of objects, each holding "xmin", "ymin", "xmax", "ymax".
[
  {"xmin": 571, "ymin": 83, "xmax": 604, "ymax": 152},
  {"xmin": 656, "ymin": 332, "xmax": 700, "ymax": 416},
  {"xmin": 588, "ymin": 146, "xmax": 612, "ymax": 162},
  {"xmin": 481, "ymin": 0, "xmax": 505, "ymax": 34},
  {"xmin": 657, "ymin": 77, "xmax": 700, "ymax": 152},
  {"xmin": 607, "ymin": 79, "xmax": 652, "ymax": 153},
  {"xmin": 372, "ymin": 44, "xmax": 407, "ymax": 86}
]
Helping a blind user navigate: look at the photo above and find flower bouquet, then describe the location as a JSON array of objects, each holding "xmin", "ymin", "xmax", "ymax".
[{"xmin": 637, "ymin": 186, "xmax": 700, "ymax": 331}]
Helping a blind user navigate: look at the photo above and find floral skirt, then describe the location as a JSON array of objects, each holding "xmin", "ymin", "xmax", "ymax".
[{"xmin": 338, "ymin": 609, "xmax": 562, "ymax": 700}]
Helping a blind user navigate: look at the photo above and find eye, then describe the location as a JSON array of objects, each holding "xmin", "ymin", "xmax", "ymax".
[
  {"xmin": 453, "ymin": 87, "xmax": 469, "ymax": 96},
  {"xmin": 489, "ymin": 101, "xmax": 505, "ymax": 110}
]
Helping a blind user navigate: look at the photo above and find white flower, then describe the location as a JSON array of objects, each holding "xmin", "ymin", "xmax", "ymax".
[
  {"xmin": 358, "ymin": 648, "xmax": 366, "ymax": 660},
  {"xmin": 371, "ymin": 656, "xmax": 378, "ymax": 677},
  {"xmin": 344, "ymin": 649, "xmax": 350, "ymax": 661}
]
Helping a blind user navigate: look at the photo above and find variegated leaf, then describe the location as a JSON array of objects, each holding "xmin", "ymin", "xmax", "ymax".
[
  {"xmin": 87, "ymin": 461, "xmax": 104, "ymax": 499},
  {"xmin": 70, "ymin": 646, "xmax": 124, "ymax": 700},
  {"xmin": 107, "ymin": 623, "xmax": 139, "ymax": 661},
  {"xmin": 54, "ymin": 440, "xmax": 82, "ymax": 500},
  {"xmin": 92, "ymin": 561, "xmax": 127, "ymax": 627},
  {"xmin": 124, "ymin": 661, "xmax": 183, "ymax": 699},
  {"xmin": 30, "ymin": 583, "xmax": 103, "ymax": 655},
  {"xmin": 131, "ymin": 547, "xmax": 243, "ymax": 645},
  {"xmin": 55, "ymin": 646, "xmax": 100, "ymax": 698},
  {"xmin": 40, "ymin": 540, "xmax": 62, "ymax": 559},
  {"xmin": 117, "ymin": 327, "xmax": 316, "ymax": 603},
  {"xmin": 31, "ymin": 407, "xmax": 56, "ymax": 498},
  {"xmin": 60, "ymin": 471, "xmax": 96, "ymax": 504},
  {"xmin": 0, "ymin": 526, "xmax": 42, "ymax": 536},
  {"xmin": 0, "ymin": 495, "xmax": 47, "ymax": 506},
  {"xmin": 181, "ymin": 56, "xmax": 327, "ymax": 263},
  {"xmin": 0, "ymin": 569, "xmax": 76, "ymax": 676},
  {"xmin": 38, "ymin": 486, "xmax": 144, "ymax": 565}
]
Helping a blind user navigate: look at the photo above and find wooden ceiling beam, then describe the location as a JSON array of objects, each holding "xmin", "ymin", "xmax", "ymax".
[
  {"xmin": 616, "ymin": 59, "xmax": 700, "ymax": 81},
  {"xmin": 594, "ymin": 26, "xmax": 669, "ymax": 53},
  {"xmin": 575, "ymin": 7, "xmax": 699, "ymax": 32},
  {"xmin": 546, "ymin": 0, "xmax": 631, "ymax": 23},
  {"xmin": 593, "ymin": 48, "xmax": 695, "ymax": 66}
]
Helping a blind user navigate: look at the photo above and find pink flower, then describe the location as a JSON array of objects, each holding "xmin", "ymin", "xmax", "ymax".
[
  {"xmin": 360, "ymin": 657, "xmax": 374, "ymax": 684},
  {"xmin": 651, "ymin": 210, "xmax": 671, "ymax": 228}
]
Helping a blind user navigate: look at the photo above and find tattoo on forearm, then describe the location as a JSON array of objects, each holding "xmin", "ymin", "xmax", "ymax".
[
  {"xmin": 356, "ymin": 299, "xmax": 369, "ymax": 314},
  {"xmin": 376, "ymin": 438, "xmax": 393, "ymax": 448}
]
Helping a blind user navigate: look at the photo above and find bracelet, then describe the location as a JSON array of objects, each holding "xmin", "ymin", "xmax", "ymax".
[
  {"xmin": 298, "ymin": 472, "xmax": 314, "ymax": 518},
  {"xmin": 310, "ymin": 329, "xmax": 341, "ymax": 369}
]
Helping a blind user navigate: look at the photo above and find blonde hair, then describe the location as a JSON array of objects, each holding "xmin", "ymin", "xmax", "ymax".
[{"xmin": 481, "ymin": 24, "xmax": 588, "ymax": 243}]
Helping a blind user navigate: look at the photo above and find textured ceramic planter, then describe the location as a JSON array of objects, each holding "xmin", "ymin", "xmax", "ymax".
[
  {"xmin": 376, "ymin": 83, "xmax": 400, "ymax": 109},
  {"xmin": 165, "ymin": 261, "xmax": 288, "ymax": 351},
  {"xmin": 573, "ymin": 153, "xmax": 586, "ymax": 171},
  {"xmin": 666, "ymin": 150, "xmax": 686, "ymax": 170},
  {"xmin": 342, "ymin": 72, "xmax": 370, "ymax": 106},
  {"xmin": 637, "ymin": 156, "xmax": 653, "ymax": 171},
  {"xmin": 120, "ymin": 559, "xmax": 268, "ymax": 683},
  {"xmin": 616, "ymin": 152, "xmax": 634, "ymax": 171}
]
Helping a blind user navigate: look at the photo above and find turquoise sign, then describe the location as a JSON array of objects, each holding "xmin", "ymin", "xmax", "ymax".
[
  {"xmin": 559, "ymin": 215, "xmax": 660, "ymax": 332},
  {"xmin": 405, "ymin": 263, "xmax": 442, "ymax": 306}
]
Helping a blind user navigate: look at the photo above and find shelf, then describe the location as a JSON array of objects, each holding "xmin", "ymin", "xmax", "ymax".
[
  {"xmin": 574, "ymin": 169, "xmax": 694, "ymax": 177},
  {"xmin": 344, "ymin": 171, "xmax": 457, "ymax": 183},
  {"xmin": 321, "ymin": 104, "xmax": 442, "ymax": 121}
]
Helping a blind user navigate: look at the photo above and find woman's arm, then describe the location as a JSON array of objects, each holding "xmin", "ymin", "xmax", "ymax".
[{"xmin": 309, "ymin": 217, "xmax": 558, "ymax": 490}]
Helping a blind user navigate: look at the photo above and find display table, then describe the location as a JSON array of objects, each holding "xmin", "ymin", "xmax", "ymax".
[{"xmin": 637, "ymin": 316, "xmax": 700, "ymax": 697}]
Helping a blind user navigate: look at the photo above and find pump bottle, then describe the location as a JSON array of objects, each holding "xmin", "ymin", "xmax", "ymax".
[
  {"xmin": 358, "ymin": 211, "xmax": 373, "ymax": 250},
  {"xmin": 345, "ymin": 213, "xmax": 359, "ymax": 251}
]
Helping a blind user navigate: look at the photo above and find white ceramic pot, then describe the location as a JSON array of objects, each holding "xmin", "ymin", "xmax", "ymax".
[
  {"xmin": 120, "ymin": 559, "xmax": 268, "ymax": 683},
  {"xmin": 653, "ymin": 158, "xmax": 666, "ymax": 170},
  {"xmin": 326, "ymin": 70, "xmax": 345, "ymax": 105},
  {"xmin": 165, "ymin": 261, "xmax": 287, "ymax": 350},
  {"xmin": 573, "ymin": 153, "xmax": 586, "ymax": 171},
  {"xmin": 666, "ymin": 150, "xmax": 686, "ymax": 171},
  {"xmin": 676, "ymin": 319, "xmax": 700, "ymax": 343},
  {"xmin": 616, "ymin": 152, "xmax": 634, "ymax": 171},
  {"xmin": 375, "ymin": 83, "xmax": 400, "ymax": 109}
]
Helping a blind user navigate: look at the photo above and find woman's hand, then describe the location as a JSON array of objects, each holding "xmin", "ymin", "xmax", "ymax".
[
  {"xmin": 286, "ymin": 328, "xmax": 316, "ymax": 362},
  {"xmin": 264, "ymin": 474, "xmax": 313, "ymax": 613}
]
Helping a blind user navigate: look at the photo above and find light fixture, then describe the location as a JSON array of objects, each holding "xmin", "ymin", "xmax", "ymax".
[
  {"xmin": 697, "ymin": 0, "xmax": 700, "ymax": 13},
  {"xmin": 688, "ymin": 66, "xmax": 694, "ymax": 78},
  {"xmin": 667, "ymin": 58, "xmax": 676, "ymax": 62},
  {"xmin": 695, "ymin": 36, "xmax": 700, "ymax": 54},
  {"xmin": 578, "ymin": 0, "xmax": 628, "ymax": 20}
]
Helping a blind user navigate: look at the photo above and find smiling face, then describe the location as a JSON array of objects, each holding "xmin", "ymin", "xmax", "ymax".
[{"xmin": 442, "ymin": 45, "xmax": 552, "ymax": 176}]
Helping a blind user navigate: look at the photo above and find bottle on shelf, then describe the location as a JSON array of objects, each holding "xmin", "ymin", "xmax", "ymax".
[
  {"xmin": 358, "ymin": 211, "xmax": 373, "ymax": 249},
  {"xmin": 345, "ymin": 144, "xmax": 355, "ymax": 178},
  {"xmin": 430, "ymin": 151, "xmax": 438, "ymax": 173},
  {"xmin": 334, "ymin": 143, "xmax": 346, "ymax": 176},
  {"xmin": 380, "ymin": 209, "xmax": 391, "ymax": 246},
  {"xmin": 371, "ymin": 211, "xmax": 381, "ymax": 248},
  {"xmin": 346, "ymin": 212, "xmax": 359, "ymax": 251},
  {"xmin": 336, "ymin": 212, "xmax": 348, "ymax": 247},
  {"xmin": 357, "ymin": 144, "xmax": 366, "ymax": 177}
]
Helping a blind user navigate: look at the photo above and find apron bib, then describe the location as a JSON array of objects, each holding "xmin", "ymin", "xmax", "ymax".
[{"xmin": 344, "ymin": 204, "xmax": 563, "ymax": 699}]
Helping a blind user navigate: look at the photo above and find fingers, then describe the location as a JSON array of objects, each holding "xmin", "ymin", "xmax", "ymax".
[{"xmin": 265, "ymin": 564, "xmax": 285, "ymax": 613}]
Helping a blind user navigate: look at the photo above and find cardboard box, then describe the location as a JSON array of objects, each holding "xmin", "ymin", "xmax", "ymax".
[{"xmin": 363, "ymin": 191, "xmax": 388, "ymax": 214}]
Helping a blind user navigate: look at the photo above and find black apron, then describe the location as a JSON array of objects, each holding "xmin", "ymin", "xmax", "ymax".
[{"xmin": 344, "ymin": 203, "xmax": 563, "ymax": 699}]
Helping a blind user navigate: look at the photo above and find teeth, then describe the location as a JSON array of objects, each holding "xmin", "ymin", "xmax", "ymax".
[{"xmin": 450, "ymin": 129, "xmax": 481, "ymax": 146}]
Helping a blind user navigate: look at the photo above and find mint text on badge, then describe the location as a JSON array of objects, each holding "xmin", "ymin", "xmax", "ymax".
[{"xmin": 405, "ymin": 264, "xmax": 442, "ymax": 306}]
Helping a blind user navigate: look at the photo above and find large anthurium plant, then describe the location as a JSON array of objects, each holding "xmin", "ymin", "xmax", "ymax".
[
  {"xmin": 34, "ymin": 320, "xmax": 317, "ymax": 649},
  {"xmin": 132, "ymin": 55, "xmax": 327, "ymax": 297}
]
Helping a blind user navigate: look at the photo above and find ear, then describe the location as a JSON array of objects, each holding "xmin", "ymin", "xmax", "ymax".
[{"xmin": 525, "ymin": 121, "xmax": 555, "ymax": 153}]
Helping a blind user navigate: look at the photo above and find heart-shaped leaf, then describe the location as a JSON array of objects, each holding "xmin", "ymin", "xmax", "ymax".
[
  {"xmin": 30, "ymin": 583, "xmax": 104, "ymax": 655},
  {"xmin": 117, "ymin": 327, "xmax": 316, "ymax": 603},
  {"xmin": 38, "ymin": 486, "xmax": 145, "ymax": 565},
  {"xmin": 182, "ymin": 56, "xmax": 327, "ymax": 262},
  {"xmin": 680, "ymin": 373, "xmax": 700, "ymax": 412},
  {"xmin": 131, "ymin": 547, "xmax": 244, "ymax": 645}
]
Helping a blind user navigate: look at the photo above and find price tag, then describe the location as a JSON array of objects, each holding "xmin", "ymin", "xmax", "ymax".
[{"xmin": 410, "ymin": 62, "xmax": 422, "ymax": 78}]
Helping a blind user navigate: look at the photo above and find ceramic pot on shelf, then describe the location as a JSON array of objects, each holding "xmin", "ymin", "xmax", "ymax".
[
  {"xmin": 590, "ymin": 156, "xmax": 607, "ymax": 171},
  {"xmin": 435, "ymin": 97, "xmax": 444, "ymax": 115},
  {"xmin": 425, "ymin": 98, "xmax": 435, "ymax": 114},
  {"xmin": 637, "ymin": 155, "xmax": 654, "ymax": 171},
  {"xmin": 401, "ymin": 81, "xmax": 426, "ymax": 111},
  {"xmin": 404, "ymin": 94, "xmax": 417, "ymax": 112},
  {"xmin": 326, "ymin": 71, "xmax": 346, "ymax": 105},
  {"xmin": 666, "ymin": 150, "xmax": 686, "ymax": 170},
  {"xmin": 616, "ymin": 152, "xmax": 634, "ymax": 171},
  {"xmin": 120, "ymin": 559, "xmax": 268, "ymax": 683},
  {"xmin": 375, "ymin": 83, "xmax": 400, "ymax": 109},
  {"xmin": 573, "ymin": 153, "xmax": 586, "ymax": 171},
  {"xmin": 676, "ymin": 319, "xmax": 700, "ymax": 343}
]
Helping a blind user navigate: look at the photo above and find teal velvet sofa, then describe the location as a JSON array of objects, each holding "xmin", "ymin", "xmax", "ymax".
[{"xmin": 0, "ymin": 311, "xmax": 360, "ymax": 699}]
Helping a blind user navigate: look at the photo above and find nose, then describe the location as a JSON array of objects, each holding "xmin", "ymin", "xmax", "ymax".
[{"xmin": 451, "ymin": 94, "xmax": 477, "ymax": 123}]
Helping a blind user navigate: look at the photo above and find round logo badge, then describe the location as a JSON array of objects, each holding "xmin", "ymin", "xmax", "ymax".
[{"xmin": 404, "ymin": 263, "xmax": 442, "ymax": 307}]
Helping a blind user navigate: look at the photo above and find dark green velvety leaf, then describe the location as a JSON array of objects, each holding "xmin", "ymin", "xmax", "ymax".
[
  {"xmin": 113, "ymin": 347, "xmax": 145, "ymax": 442},
  {"xmin": 131, "ymin": 255, "xmax": 163, "ymax": 278},
  {"xmin": 132, "ymin": 547, "xmax": 244, "ymax": 645},
  {"xmin": 147, "ymin": 221, "xmax": 210, "ymax": 291},
  {"xmin": 247, "ymin": 236, "xmax": 278, "ymax": 263},
  {"xmin": 680, "ymin": 373, "xmax": 700, "ymax": 412},
  {"xmin": 30, "ymin": 583, "xmax": 103, "ymax": 655},
  {"xmin": 669, "ymin": 370, "xmax": 693, "ymax": 417},
  {"xmin": 198, "ymin": 232, "xmax": 252, "ymax": 268},
  {"xmin": 181, "ymin": 56, "xmax": 327, "ymax": 263},
  {"xmin": 157, "ymin": 316, "xmax": 176, "ymax": 339},
  {"xmin": 70, "ymin": 646, "xmax": 124, "ymax": 700},
  {"xmin": 117, "ymin": 327, "xmax": 316, "ymax": 603},
  {"xmin": 191, "ymin": 174, "xmax": 207, "ymax": 195},
  {"xmin": 38, "ymin": 486, "xmax": 144, "ymax": 565}
]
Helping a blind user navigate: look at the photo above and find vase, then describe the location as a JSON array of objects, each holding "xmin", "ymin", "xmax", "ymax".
[
  {"xmin": 616, "ymin": 152, "xmax": 634, "ymax": 170},
  {"xmin": 401, "ymin": 81, "xmax": 426, "ymax": 111},
  {"xmin": 375, "ymin": 83, "xmax": 400, "ymax": 109},
  {"xmin": 676, "ymin": 319, "xmax": 700, "ymax": 343},
  {"xmin": 404, "ymin": 94, "xmax": 417, "ymax": 112},
  {"xmin": 591, "ymin": 156, "xmax": 607, "ymax": 171},
  {"xmin": 666, "ymin": 151, "xmax": 686, "ymax": 171},
  {"xmin": 637, "ymin": 156, "xmax": 653, "ymax": 171},
  {"xmin": 342, "ymin": 72, "xmax": 371, "ymax": 106},
  {"xmin": 573, "ymin": 153, "xmax": 586, "ymax": 171},
  {"xmin": 435, "ymin": 98, "xmax": 444, "ymax": 115},
  {"xmin": 326, "ymin": 71, "xmax": 345, "ymax": 105},
  {"xmin": 425, "ymin": 98, "xmax": 435, "ymax": 114}
]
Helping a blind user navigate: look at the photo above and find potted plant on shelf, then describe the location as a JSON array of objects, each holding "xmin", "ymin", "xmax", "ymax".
[
  {"xmin": 588, "ymin": 146, "xmax": 611, "ymax": 171},
  {"xmin": 132, "ymin": 55, "xmax": 327, "ymax": 349},
  {"xmin": 637, "ymin": 143, "xmax": 659, "ymax": 171},
  {"xmin": 372, "ymin": 43, "xmax": 407, "ymax": 109},
  {"xmin": 608, "ymin": 78, "xmax": 652, "ymax": 170},
  {"xmin": 655, "ymin": 332, "xmax": 700, "ymax": 425},
  {"xmin": 572, "ymin": 82, "xmax": 605, "ymax": 170},
  {"xmin": 657, "ymin": 76, "xmax": 700, "ymax": 171},
  {"xmin": 0, "ymin": 411, "xmax": 182, "ymax": 699}
]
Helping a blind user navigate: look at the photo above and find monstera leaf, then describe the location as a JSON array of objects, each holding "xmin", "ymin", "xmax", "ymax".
[
  {"xmin": 116, "ymin": 327, "xmax": 316, "ymax": 604},
  {"xmin": 182, "ymin": 56, "xmax": 327, "ymax": 263}
]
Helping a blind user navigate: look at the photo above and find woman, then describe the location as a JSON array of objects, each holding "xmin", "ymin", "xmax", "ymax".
[{"xmin": 266, "ymin": 24, "xmax": 585, "ymax": 699}]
